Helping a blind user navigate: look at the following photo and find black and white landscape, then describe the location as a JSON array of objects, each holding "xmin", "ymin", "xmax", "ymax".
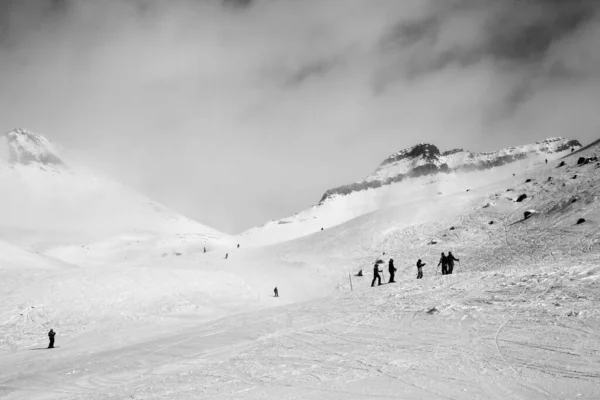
[{"xmin": 1, "ymin": 1, "xmax": 600, "ymax": 399}]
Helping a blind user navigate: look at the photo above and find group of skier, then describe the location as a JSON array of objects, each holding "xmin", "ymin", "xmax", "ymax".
[
  {"xmin": 367, "ymin": 251, "xmax": 460, "ymax": 285},
  {"xmin": 371, "ymin": 258, "xmax": 396, "ymax": 286},
  {"xmin": 438, "ymin": 252, "xmax": 459, "ymax": 275}
]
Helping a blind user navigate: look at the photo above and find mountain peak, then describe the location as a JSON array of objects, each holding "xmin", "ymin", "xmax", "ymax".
[
  {"xmin": 1, "ymin": 128, "xmax": 64, "ymax": 166},
  {"xmin": 320, "ymin": 137, "xmax": 582, "ymax": 202},
  {"xmin": 380, "ymin": 143, "xmax": 441, "ymax": 166}
]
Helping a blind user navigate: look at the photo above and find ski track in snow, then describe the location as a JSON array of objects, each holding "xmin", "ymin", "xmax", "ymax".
[{"xmin": 1, "ymin": 264, "xmax": 599, "ymax": 400}]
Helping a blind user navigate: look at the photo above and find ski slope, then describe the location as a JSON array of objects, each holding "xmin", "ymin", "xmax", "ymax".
[{"xmin": 1, "ymin": 138, "xmax": 599, "ymax": 399}]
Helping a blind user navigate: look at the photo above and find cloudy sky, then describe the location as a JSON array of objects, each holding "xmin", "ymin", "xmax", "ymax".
[{"xmin": 1, "ymin": 0, "xmax": 599, "ymax": 233}]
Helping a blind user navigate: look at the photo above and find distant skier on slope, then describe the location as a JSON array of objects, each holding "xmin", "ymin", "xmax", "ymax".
[
  {"xmin": 225, "ymin": 253, "xmax": 228, "ymax": 259},
  {"xmin": 416, "ymin": 259, "xmax": 426, "ymax": 279},
  {"xmin": 388, "ymin": 259, "xmax": 397, "ymax": 283},
  {"xmin": 371, "ymin": 262, "xmax": 383, "ymax": 287},
  {"xmin": 48, "ymin": 329, "xmax": 56, "ymax": 349},
  {"xmin": 274, "ymin": 287, "xmax": 279, "ymax": 297},
  {"xmin": 447, "ymin": 252, "xmax": 460, "ymax": 274},
  {"xmin": 438, "ymin": 252, "xmax": 448, "ymax": 275}
]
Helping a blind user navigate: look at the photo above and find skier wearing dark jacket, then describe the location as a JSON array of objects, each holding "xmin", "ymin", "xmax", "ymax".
[
  {"xmin": 416, "ymin": 259, "xmax": 426, "ymax": 279},
  {"xmin": 447, "ymin": 252, "xmax": 459, "ymax": 274},
  {"xmin": 438, "ymin": 252, "xmax": 448, "ymax": 275},
  {"xmin": 371, "ymin": 263, "xmax": 382, "ymax": 287},
  {"xmin": 388, "ymin": 259, "xmax": 396, "ymax": 283},
  {"xmin": 48, "ymin": 329, "xmax": 56, "ymax": 349}
]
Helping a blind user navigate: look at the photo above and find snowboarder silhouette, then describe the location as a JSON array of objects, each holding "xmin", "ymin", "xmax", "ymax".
[
  {"xmin": 274, "ymin": 287, "xmax": 279, "ymax": 297},
  {"xmin": 237, "ymin": 244, "xmax": 240, "ymax": 249},
  {"xmin": 48, "ymin": 329, "xmax": 56, "ymax": 349},
  {"xmin": 203, "ymin": 247, "xmax": 206, "ymax": 253},
  {"xmin": 225, "ymin": 253, "xmax": 228, "ymax": 259},
  {"xmin": 438, "ymin": 252, "xmax": 448, "ymax": 275},
  {"xmin": 388, "ymin": 259, "xmax": 396, "ymax": 283},
  {"xmin": 416, "ymin": 259, "xmax": 426, "ymax": 279},
  {"xmin": 371, "ymin": 261, "xmax": 383, "ymax": 287},
  {"xmin": 447, "ymin": 252, "xmax": 460, "ymax": 274}
]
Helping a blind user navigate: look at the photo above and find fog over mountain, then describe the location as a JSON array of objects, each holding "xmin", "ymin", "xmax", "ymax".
[{"xmin": 1, "ymin": 0, "xmax": 599, "ymax": 233}]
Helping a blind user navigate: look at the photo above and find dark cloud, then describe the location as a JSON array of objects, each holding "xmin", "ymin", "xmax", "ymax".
[
  {"xmin": 374, "ymin": 0, "xmax": 600, "ymax": 93},
  {"xmin": 486, "ymin": 0, "xmax": 596, "ymax": 62}
]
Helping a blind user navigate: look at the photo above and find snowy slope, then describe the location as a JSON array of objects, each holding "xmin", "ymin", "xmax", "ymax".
[
  {"xmin": 240, "ymin": 137, "xmax": 581, "ymax": 246},
  {"xmin": 0, "ymin": 239, "xmax": 74, "ymax": 270},
  {"xmin": 1, "ymin": 138, "xmax": 599, "ymax": 399},
  {"xmin": 0, "ymin": 128, "xmax": 230, "ymax": 251}
]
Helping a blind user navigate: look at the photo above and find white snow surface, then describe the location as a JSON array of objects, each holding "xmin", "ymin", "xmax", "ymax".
[{"xmin": 1, "ymin": 135, "xmax": 599, "ymax": 399}]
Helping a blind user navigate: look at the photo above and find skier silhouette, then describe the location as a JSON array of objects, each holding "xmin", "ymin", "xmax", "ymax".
[
  {"xmin": 274, "ymin": 287, "xmax": 279, "ymax": 297},
  {"xmin": 371, "ymin": 262, "xmax": 383, "ymax": 287},
  {"xmin": 416, "ymin": 259, "xmax": 426, "ymax": 279},
  {"xmin": 388, "ymin": 259, "xmax": 396, "ymax": 283},
  {"xmin": 447, "ymin": 252, "xmax": 460, "ymax": 274},
  {"xmin": 438, "ymin": 252, "xmax": 448, "ymax": 275},
  {"xmin": 225, "ymin": 253, "xmax": 228, "ymax": 259},
  {"xmin": 48, "ymin": 329, "xmax": 56, "ymax": 349}
]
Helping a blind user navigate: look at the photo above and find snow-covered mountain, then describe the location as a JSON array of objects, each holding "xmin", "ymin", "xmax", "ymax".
[
  {"xmin": 322, "ymin": 138, "xmax": 581, "ymax": 201},
  {"xmin": 0, "ymin": 128, "xmax": 64, "ymax": 166},
  {"xmin": 240, "ymin": 137, "xmax": 581, "ymax": 245},
  {"xmin": 0, "ymin": 128, "xmax": 230, "ymax": 251}
]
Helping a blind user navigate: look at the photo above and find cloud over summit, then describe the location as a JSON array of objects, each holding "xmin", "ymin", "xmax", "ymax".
[{"xmin": 1, "ymin": 0, "xmax": 599, "ymax": 233}]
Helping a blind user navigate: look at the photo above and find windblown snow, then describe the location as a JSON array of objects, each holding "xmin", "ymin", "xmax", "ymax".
[{"xmin": 1, "ymin": 129, "xmax": 599, "ymax": 400}]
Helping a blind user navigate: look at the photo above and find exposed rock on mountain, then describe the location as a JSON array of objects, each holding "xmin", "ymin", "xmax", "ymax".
[{"xmin": 321, "ymin": 138, "xmax": 581, "ymax": 202}]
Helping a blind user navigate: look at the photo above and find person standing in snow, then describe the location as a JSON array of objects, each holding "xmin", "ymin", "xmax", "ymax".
[
  {"xmin": 274, "ymin": 287, "xmax": 279, "ymax": 297},
  {"xmin": 438, "ymin": 252, "xmax": 448, "ymax": 275},
  {"xmin": 371, "ymin": 262, "xmax": 383, "ymax": 287},
  {"xmin": 416, "ymin": 259, "xmax": 426, "ymax": 279},
  {"xmin": 388, "ymin": 259, "xmax": 396, "ymax": 283},
  {"xmin": 447, "ymin": 252, "xmax": 459, "ymax": 274},
  {"xmin": 225, "ymin": 253, "xmax": 228, "ymax": 259},
  {"xmin": 48, "ymin": 329, "xmax": 56, "ymax": 349}
]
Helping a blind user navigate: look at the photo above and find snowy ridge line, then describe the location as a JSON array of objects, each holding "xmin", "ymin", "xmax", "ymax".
[{"xmin": 321, "ymin": 137, "xmax": 581, "ymax": 202}]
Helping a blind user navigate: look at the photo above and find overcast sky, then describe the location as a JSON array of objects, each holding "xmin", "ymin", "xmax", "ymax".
[{"xmin": 1, "ymin": 0, "xmax": 599, "ymax": 233}]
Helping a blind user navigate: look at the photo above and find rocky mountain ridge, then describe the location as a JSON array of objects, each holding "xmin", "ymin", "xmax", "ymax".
[{"xmin": 320, "ymin": 137, "xmax": 581, "ymax": 202}]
